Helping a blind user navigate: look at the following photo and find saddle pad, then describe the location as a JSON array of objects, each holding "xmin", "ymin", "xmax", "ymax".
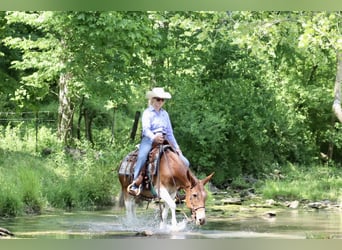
[
  {"xmin": 118, "ymin": 149, "xmax": 138, "ymax": 175},
  {"xmin": 119, "ymin": 145, "xmax": 173, "ymax": 176}
]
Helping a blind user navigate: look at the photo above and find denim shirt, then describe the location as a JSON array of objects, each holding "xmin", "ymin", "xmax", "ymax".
[{"xmin": 141, "ymin": 105, "xmax": 179, "ymax": 149}]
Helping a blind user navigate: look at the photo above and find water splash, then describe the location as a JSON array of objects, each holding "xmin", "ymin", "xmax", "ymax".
[{"xmin": 117, "ymin": 209, "xmax": 192, "ymax": 237}]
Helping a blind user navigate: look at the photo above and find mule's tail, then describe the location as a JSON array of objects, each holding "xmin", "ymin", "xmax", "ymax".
[{"xmin": 118, "ymin": 190, "xmax": 125, "ymax": 208}]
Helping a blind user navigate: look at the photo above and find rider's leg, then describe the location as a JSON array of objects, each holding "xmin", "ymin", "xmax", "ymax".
[
  {"xmin": 179, "ymin": 153, "xmax": 190, "ymax": 167},
  {"xmin": 130, "ymin": 136, "xmax": 152, "ymax": 192}
]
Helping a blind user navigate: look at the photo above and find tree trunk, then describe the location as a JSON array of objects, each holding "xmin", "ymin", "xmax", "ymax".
[
  {"xmin": 332, "ymin": 51, "xmax": 342, "ymax": 122},
  {"xmin": 130, "ymin": 111, "xmax": 141, "ymax": 142},
  {"xmin": 110, "ymin": 108, "xmax": 116, "ymax": 144},
  {"xmin": 77, "ymin": 96, "xmax": 85, "ymax": 140},
  {"xmin": 58, "ymin": 72, "xmax": 74, "ymax": 144},
  {"xmin": 84, "ymin": 108, "xmax": 94, "ymax": 145}
]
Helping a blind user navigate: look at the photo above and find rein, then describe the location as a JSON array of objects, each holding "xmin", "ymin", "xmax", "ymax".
[
  {"xmin": 156, "ymin": 144, "xmax": 162, "ymax": 220},
  {"xmin": 188, "ymin": 182, "xmax": 205, "ymax": 217},
  {"xmin": 161, "ymin": 145, "xmax": 177, "ymax": 188}
]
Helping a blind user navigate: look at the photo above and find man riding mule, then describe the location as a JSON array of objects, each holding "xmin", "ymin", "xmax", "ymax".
[{"xmin": 128, "ymin": 87, "xmax": 189, "ymax": 196}]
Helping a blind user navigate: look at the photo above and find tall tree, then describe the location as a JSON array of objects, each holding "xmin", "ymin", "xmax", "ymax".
[
  {"xmin": 231, "ymin": 11, "xmax": 342, "ymax": 161},
  {"xmin": 3, "ymin": 11, "xmax": 158, "ymax": 144}
]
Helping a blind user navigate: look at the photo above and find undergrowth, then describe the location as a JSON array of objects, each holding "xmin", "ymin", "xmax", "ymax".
[
  {"xmin": 1, "ymin": 124, "xmax": 342, "ymax": 217},
  {"xmin": 261, "ymin": 163, "xmax": 342, "ymax": 202},
  {"xmin": 0, "ymin": 124, "xmax": 133, "ymax": 217}
]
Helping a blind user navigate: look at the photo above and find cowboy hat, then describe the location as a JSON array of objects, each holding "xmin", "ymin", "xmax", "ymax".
[{"xmin": 146, "ymin": 87, "xmax": 172, "ymax": 99}]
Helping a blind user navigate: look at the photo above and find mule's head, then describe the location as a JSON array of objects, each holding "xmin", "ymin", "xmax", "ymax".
[{"xmin": 185, "ymin": 172, "xmax": 214, "ymax": 226}]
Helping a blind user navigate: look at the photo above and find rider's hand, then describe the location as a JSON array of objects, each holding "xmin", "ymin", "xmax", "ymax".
[{"xmin": 154, "ymin": 133, "xmax": 164, "ymax": 144}]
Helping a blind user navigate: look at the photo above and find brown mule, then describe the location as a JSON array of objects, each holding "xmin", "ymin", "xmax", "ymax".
[{"xmin": 118, "ymin": 144, "xmax": 214, "ymax": 229}]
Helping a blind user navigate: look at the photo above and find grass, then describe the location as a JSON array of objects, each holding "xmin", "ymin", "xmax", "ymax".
[
  {"xmin": 3, "ymin": 149, "xmax": 342, "ymax": 217},
  {"xmin": 0, "ymin": 148, "xmax": 126, "ymax": 216},
  {"xmin": 0, "ymin": 124, "xmax": 133, "ymax": 217},
  {"xmin": 2, "ymin": 124, "xmax": 342, "ymax": 217},
  {"xmin": 260, "ymin": 163, "xmax": 342, "ymax": 202}
]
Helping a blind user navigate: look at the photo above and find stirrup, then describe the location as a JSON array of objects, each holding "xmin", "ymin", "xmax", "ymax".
[{"xmin": 127, "ymin": 182, "xmax": 141, "ymax": 196}]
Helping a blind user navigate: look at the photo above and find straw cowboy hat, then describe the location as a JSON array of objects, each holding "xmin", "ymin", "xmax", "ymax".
[{"xmin": 146, "ymin": 87, "xmax": 172, "ymax": 99}]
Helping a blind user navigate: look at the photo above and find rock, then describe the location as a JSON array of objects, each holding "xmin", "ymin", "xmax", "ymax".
[
  {"xmin": 0, "ymin": 227, "xmax": 14, "ymax": 237},
  {"xmin": 308, "ymin": 202, "xmax": 327, "ymax": 209},
  {"xmin": 250, "ymin": 203, "xmax": 272, "ymax": 208},
  {"xmin": 265, "ymin": 199, "xmax": 276, "ymax": 206},
  {"xmin": 286, "ymin": 200, "xmax": 299, "ymax": 209},
  {"xmin": 264, "ymin": 211, "xmax": 277, "ymax": 217},
  {"xmin": 136, "ymin": 230, "xmax": 153, "ymax": 236},
  {"xmin": 222, "ymin": 197, "xmax": 242, "ymax": 205},
  {"xmin": 239, "ymin": 190, "xmax": 255, "ymax": 199}
]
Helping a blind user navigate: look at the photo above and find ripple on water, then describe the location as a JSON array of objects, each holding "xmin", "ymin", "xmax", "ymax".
[{"xmin": 4, "ymin": 208, "xmax": 342, "ymax": 239}]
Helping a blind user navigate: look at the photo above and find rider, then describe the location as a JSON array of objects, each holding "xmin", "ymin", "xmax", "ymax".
[{"xmin": 129, "ymin": 87, "xmax": 190, "ymax": 196}]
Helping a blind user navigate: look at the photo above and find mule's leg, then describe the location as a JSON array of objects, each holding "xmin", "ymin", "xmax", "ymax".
[
  {"xmin": 159, "ymin": 188, "xmax": 177, "ymax": 229},
  {"xmin": 159, "ymin": 203, "xmax": 169, "ymax": 230},
  {"xmin": 124, "ymin": 191, "xmax": 136, "ymax": 220}
]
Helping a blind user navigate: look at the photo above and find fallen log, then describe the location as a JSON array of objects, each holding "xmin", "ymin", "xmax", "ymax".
[{"xmin": 0, "ymin": 227, "xmax": 14, "ymax": 237}]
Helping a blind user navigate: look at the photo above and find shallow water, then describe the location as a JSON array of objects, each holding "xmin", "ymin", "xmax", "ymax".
[{"xmin": 2, "ymin": 207, "xmax": 342, "ymax": 239}]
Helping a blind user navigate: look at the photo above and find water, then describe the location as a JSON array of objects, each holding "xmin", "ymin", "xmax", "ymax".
[{"xmin": 2, "ymin": 207, "xmax": 342, "ymax": 239}]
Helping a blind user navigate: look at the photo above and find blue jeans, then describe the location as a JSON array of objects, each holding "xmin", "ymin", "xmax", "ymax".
[{"xmin": 133, "ymin": 136, "xmax": 190, "ymax": 181}]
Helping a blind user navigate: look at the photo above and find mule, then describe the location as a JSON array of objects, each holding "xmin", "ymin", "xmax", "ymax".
[{"xmin": 118, "ymin": 144, "xmax": 214, "ymax": 230}]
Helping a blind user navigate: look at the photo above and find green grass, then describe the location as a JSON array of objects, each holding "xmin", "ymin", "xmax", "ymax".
[
  {"xmin": 0, "ymin": 148, "xmax": 126, "ymax": 216},
  {"xmin": 0, "ymin": 125, "xmax": 132, "ymax": 217},
  {"xmin": 261, "ymin": 164, "xmax": 342, "ymax": 202},
  {"xmin": 2, "ymin": 124, "xmax": 342, "ymax": 217}
]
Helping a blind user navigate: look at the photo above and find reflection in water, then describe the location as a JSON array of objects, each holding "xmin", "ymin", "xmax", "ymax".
[{"xmin": 2, "ymin": 208, "xmax": 342, "ymax": 239}]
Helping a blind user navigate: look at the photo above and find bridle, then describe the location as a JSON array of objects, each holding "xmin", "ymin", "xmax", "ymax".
[{"xmin": 189, "ymin": 183, "xmax": 206, "ymax": 218}]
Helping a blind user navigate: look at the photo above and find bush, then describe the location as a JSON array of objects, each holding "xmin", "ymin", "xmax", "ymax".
[
  {"xmin": 48, "ymin": 180, "xmax": 80, "ymax": 209},
  {"xmin": 0, "ymin": 177, "xmax": 23, "ymax": 217},
  {"xmin": 19, "ymin": 169, "xmax": 44, "ymax": 214},
  {"xmin": 0, "ymin": 192, "xmax": 23, "ymax": 217},
  {"xmin": 0, "ymin": 119, "xmax": 182, "ymax": 216}
]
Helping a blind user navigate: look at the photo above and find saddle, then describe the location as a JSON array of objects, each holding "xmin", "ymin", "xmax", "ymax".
[{"xmin": 119, "ymin": 141, "xmax": 174, "ymax": 195}]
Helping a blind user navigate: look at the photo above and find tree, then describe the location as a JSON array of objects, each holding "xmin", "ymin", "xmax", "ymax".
[
  {"xmin": 3, "ymin": 11, "xmax": 159, "ymax": 145},
  {"xmin": 3, "ymin": 11, "xmax": 342, "ymax": 185},
  {"xmin": 230, "ymin": 11, "xmax": 342, "ymax": 162},
  {"xmin": 333, "ymin": 52, "xmax": 342, "ymax": 122}
]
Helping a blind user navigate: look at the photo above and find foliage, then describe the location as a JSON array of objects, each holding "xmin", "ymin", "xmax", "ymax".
[
  {"xmin": 1, "ymin": 11, "xmax": 342, "ymax": 192},
  {"xmin": 261, "ymin": 164, "xmax": 342, "ymax": 201},
  {"xmin": 0, "ymin": 125, "xmax": 132, "ymax": 216}
]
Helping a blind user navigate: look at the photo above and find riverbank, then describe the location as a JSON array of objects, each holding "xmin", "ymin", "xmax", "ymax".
[
  {"xmin": 207, "ymin": 190, "xmax": 342, "ymax": 218},
  {"xmin": 1, "ymin": 142, "xmax": 342, "ymax": 219},
  {"xmin": 205, "ymin": 165, "xmax": 342, "ymax": 220}
]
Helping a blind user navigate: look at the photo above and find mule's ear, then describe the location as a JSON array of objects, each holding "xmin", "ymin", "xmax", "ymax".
[
  {"xmin": 187, "ymin": 169, "xmax": 198, "ymax": 187},
  {"xmin": 202, "ymin": 172, "xmax": 215, "ymax": 185}
]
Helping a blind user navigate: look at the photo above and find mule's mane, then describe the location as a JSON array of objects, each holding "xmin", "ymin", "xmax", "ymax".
[{"xmin": 161, "ymin": 148, "xmax": 197, "ymax": 190}]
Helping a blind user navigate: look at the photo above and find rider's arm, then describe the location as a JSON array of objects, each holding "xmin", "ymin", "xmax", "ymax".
[{"xmin": 164, "ymin": 112, "xmax": 180, "ymax": 150}]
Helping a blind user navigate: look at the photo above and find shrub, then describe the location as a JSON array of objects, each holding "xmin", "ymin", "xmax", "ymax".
[
  {"xmin": 19, "ymin": 168, "xmax": 44, "ymax": 214},
  {"xmin": 0, "ymin": 185, "xmax": 23, "ymax": 217}
]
